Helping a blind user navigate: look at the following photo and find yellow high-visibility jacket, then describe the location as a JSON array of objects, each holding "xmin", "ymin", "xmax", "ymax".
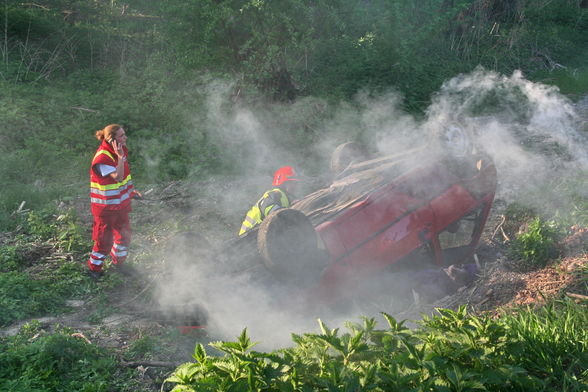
[{"xmin": 239, "ymin": 187, "xmax": 290, "ymax": 236}]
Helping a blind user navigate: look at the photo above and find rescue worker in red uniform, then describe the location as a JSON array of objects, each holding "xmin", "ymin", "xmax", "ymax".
[
  {"xmin": 88, "ymin": 124, "xmax": 141, "ymax": 279},
  {"xmin": 239, "ymin": 166, "xmax": 300, "ymax": 236}
]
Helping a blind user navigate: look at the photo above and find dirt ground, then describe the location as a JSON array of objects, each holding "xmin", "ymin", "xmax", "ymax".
[{"xmin": 397, "ymin": 202, "xmax": 588, "ymax": 321}]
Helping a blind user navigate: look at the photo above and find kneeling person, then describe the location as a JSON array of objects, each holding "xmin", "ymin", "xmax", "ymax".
[{"xmin": 239, "ymin": 166, "xmax": 299, "ymax": 236}]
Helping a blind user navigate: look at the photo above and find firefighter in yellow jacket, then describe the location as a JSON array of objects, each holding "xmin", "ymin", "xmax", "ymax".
[{"xmin": 239, "ymin": 166, "xmax": 300, "ymax": 236}]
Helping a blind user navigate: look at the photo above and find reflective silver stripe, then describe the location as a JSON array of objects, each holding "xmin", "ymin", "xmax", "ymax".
[
  {"xmin": 240, "ymin": 223, "xmax": 250, "ymax": 233},
  {"xmin": 90, "ymin": 251, "xmax": 105, "ymax": 266},
  {"xmin": 89, "ymin": 257, "xmax": 104, "ymax": 266},
  {"xmin": 111, "ymin": 243, "xmax": 128, "ymax": 257},
  {"xmin": 90, "ymin": 193, "xmax": 131, "ymax": 205},
  {"xmin": 91, "ymin": 189, "xmax": 122, "ymax": 197},
  {"xmin": 244, "ymin": 216, "xmax": 256, "ymax": 225}
]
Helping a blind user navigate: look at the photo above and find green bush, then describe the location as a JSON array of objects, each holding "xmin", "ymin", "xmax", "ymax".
[
  {"xmin": 0, "ymin": 245, "xmax": 25, "ymax": 272},
  {"xmin": 509, "ymin": 217, "xmax": 562, "ymax": 269},
  {"xmin": 165, "ymin": 301, "xmax": 588, "ymax": 391}
]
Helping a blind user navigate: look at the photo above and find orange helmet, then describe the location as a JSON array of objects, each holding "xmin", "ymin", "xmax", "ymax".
[{"xmin": 272, "ymin": 166, "xmax": 299, "ymax": 186}]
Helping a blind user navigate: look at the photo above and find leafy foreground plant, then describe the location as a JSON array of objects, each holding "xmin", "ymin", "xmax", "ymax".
[{"xmin": 166, "ymin": 301, "xmax": 588, "ymax": 391}]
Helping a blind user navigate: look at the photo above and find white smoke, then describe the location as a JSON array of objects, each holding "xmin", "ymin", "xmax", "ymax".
[
  {"xmin": 152, "ymin": 67, "xmax": 588, "ymax": 349},
  {"xmin": 425, "ymin": 67, "xmax": 588, "ymax": 205}
]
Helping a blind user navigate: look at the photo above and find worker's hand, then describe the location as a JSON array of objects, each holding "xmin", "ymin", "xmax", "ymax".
[
  {"xmin": 112, "ymin": 139, "xmax": 124, "ymax": 158},
  {"xmin": 132, "ymin": 190, "xmax": 143, "ymax": 200}
]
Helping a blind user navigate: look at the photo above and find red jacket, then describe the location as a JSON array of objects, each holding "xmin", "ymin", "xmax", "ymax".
[{"xmin": 90, "ymin": 140, "xmax": 134, "ymax": 215}]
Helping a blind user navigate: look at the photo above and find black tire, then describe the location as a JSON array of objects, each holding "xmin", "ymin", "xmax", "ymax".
[
  {"xmin": 257, "ymin": 208, "xmax": 325, "ymax": 285},
  {"xmin": 331, "ymin": 141, "xmax": 368, "ymax": 175}
]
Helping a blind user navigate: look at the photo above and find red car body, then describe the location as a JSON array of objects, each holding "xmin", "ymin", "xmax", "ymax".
[{"xmin": 292, "ymin": 149, "xmax": 497, "ymax": 302}]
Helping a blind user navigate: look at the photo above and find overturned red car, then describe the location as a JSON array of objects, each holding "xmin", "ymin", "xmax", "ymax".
[{"xmin": 253, "ymin": 126, "xmax": 497, "ymax": 303}]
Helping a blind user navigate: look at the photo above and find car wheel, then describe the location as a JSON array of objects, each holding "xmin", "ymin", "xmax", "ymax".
[
  {"xmin": 435, "ymin": 122, "xmax": 475, "ymax": 159},
  {"xmin": 257, "ymin": 208, "xmax": 324, "ymax": 285},
  {"xmin": 331, "ymin": 141, "xmax": 368, "ymax": 176}
]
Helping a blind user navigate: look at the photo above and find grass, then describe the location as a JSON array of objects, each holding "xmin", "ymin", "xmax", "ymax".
[
  {"xmin": 534, "ymin": 66, "xmax": 588, "ymax": 98},
  {"xmin": 0, "ymin": 207, "xmax": 95, "ymax": 326},
  {"xmin": 0, "ymin": 322, "xmax": 147, "ymax": 392},
  {"xmin": 0, "ymin": 264, "xmax": 94, "ymax": 326}
]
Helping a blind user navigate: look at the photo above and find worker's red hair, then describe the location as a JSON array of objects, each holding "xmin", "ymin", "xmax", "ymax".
[{"xmin": 95, "ymin": 124, "xmax": 122, "ymax": 141}]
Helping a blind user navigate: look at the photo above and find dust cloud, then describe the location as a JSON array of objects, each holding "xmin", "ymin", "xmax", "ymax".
[
  {"xmin": 425, "ymin": 67, "xmax": 587, "ymax": 203},
  {"xmin": 153, "ymin": 68, "xmax": 587, "ymax": 349}
]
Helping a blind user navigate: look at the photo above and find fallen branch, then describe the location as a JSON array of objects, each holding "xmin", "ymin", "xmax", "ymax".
[
  {"xmin": 500, "ymin": 226, "xmax": 510, "ymax": 242},
  {"xmin": 122, "ymin": 360, "xmax": 181, "ymax": 368},
  {"xmin": 491, "ymin": 214, "xmax": 507, "ymax": 241},
  {"xmin": 71, "ymin": 106, "xmax": 100, "ymax": 113},
  {"xmin": 477, "ymin": 297, "xmax": 490, "ymax": 306},
  {"xmin": 71, "ymin": 332, "xmax": 92, "ymax": 344},
  {"xmin": 566, "ymin": 292, "xmax": 588, "ymax": 301},
  {"xmin": 21, "ymin": 2, "xmax": 50, "ymax": 10}
]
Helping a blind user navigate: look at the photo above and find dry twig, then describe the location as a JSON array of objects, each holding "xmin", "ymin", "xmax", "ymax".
[
  {"xmin": 491, "ymin": 214, "xmax": 507, "ymax": 241},
  {"xmin": 122, "ymin": 360, "xmax": 181, "ymax": 368},
  {"xmin": 566, "ymin": 292, "xmax": 588, "ymax": 301},
  {"xmin": 71, "ymin": 332, "xmax": 92, "ymax": 344}
]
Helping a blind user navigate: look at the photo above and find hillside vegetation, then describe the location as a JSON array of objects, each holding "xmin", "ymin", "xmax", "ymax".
[
  {"xmin": 1, "ymin": 0, "xmax": 588, "ymax": 225},
  {"xmin": 0, "ymin": 1, "xmax": 587, "ymax": 391}
]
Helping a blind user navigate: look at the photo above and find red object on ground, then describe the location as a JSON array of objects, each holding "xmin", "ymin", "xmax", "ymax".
[{"xmin": 177, "ymin": 325, "xmax": 206, "ymax": 334}]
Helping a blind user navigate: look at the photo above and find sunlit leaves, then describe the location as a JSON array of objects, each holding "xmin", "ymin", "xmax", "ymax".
[{"xmin": 168, "ymin": 300, "xmax": 588, "ymax": 391}]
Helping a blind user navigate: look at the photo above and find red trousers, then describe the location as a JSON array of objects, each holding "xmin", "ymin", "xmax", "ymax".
[{"xmin": 88, "ymin": 211, "xmax": 131, "ymax": 271}]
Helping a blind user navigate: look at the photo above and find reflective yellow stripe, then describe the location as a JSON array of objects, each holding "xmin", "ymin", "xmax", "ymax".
[
  {"xmin": 239, "ymin": 206, "xmax": 262, "ymax": 236},
  {"xmin": 273, "ymin": 188, "xmax": 290, "ymax": 208},
  {"xmin": 261, "ymin": 188, "xmax": 289, "ymax": 218},
  {"xmin": 238, "ymin": 188, "xmax": 290, "ymax": 236},
  {"xmin": 93, "ymin": 149, "xmax": 115, "ymax": 162},
  {"xmin": 90, "ymin": 174, "xmax": 132, "ymax": 191},
  {"xmin": 263, "ymin": 205, "xmax": 276, "ymax": 217}
]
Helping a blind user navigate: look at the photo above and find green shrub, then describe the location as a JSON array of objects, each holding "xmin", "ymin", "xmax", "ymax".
[
  {"xmin": 165, "ymin": 301, "xmax": 588, "ymax": 391},
  {"xmin": 509, "ymin": 217, "xmax": 562, "ymax": 269},
  {"xmin": 0, "ymin": 245, "xmax": 25, "ymax": 272}
]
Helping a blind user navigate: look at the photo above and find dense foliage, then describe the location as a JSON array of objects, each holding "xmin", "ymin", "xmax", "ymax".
[
  {"xmin": 1, "ymin": 0, "xmax": 587, "ymax": 227},
  {"xmin": 165, "ymin": 302, "xmax": 588, "ymax": 391}
]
